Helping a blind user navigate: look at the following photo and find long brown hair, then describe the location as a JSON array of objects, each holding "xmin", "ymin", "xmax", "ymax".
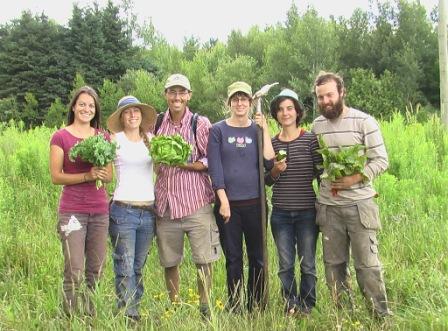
[
  {"xmin": 67, "ymin": 86, "xmax": 101, "ymax": 128},
  {"xmin": 139, "ymin": 127, "xmax": 151, "ymax": 151}
]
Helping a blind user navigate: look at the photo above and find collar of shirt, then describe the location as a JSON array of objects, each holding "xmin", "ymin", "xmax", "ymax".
[{"xmin": 165, "ymin": 107, "xmax": 192, "ymax": 128}]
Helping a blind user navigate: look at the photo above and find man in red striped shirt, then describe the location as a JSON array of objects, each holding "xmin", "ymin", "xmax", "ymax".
[{"xmin": 154, "ymin": 73, "xmax": 221, "ymax": 319}]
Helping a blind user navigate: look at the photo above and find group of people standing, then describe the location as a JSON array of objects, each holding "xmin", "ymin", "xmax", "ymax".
[{"xmin": 49, "ymin": 71, "xmax": 392, "ymax": 322}]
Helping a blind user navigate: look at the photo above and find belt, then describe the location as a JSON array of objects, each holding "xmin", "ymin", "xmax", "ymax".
[{"xmin": 112, "ymin": 200, "xmax": 154, "ymax": 212}]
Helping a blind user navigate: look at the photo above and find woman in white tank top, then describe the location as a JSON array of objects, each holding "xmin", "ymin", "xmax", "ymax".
[{"xmin": 106, "ymin": 95, "xmax": 157, "ymax": 321}]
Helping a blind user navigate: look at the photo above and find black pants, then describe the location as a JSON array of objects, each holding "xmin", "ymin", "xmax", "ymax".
[{"xmin": 214, "ymin": 200, "xmax": 264, "ymax": 311}]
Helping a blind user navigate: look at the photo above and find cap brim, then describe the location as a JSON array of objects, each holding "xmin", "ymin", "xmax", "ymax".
[
  {"xmin": 227, "ymin": 90, "xmax": 252, "ymax": 104},
  {"xmin": 164, "ymin": 83, "xmax": 192, "ymax": 91}
]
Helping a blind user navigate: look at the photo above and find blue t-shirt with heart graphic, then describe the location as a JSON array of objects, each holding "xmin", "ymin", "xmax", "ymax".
[{"xmin": 207, "ymin": 120, "xmax": 261, "ymax": 201}]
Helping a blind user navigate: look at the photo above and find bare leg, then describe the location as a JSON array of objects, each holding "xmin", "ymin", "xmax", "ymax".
[
  {"xmin": 165, "ymin": 266, "xmax": 180, "ymax": 302},
  {"xmin": 196, "ymin": 263, "xmax": 212, "ymax": 305}
]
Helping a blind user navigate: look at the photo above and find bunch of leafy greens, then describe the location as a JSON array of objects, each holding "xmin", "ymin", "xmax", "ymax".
[
  {"xmin": 317, "ymin": 135, "xmax": 367, "ymax": 196},
  {"xmin": 150, "ymin": 134, "xmax": 192, "ymax": 166},
  {"xmin": 69, "ymin": 133, "xmax": 117, "ymax": 189},
  {"xmin": 276, "ymin": 149, "xmax": 287, "ymax": 161}
]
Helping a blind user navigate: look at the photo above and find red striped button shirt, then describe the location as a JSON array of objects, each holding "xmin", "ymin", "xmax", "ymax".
[{"xmin": 154, "ymin": 108, "xmax": 214, "ymax": 219}]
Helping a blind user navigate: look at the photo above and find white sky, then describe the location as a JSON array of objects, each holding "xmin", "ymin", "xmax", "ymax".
[{"xmin": 0, "ymin": 0, "xmax": 439, "ymax": 47}]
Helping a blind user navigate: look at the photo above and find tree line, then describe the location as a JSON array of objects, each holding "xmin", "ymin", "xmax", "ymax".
[{"xmin": 0, "ymin": 0, "xmax": 440, "ymax": 128}]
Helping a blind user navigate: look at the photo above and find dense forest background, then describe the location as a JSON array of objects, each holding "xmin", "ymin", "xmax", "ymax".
[{"xmin": 0, "ymin": 0, "xmax": 441, "ymax": 127}]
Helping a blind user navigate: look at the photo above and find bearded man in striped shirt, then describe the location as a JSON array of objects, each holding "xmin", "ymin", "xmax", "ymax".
[
  {"xmin": 154, "ymin": 74, "xmax": 221, "ymax": 319},
  {"xmin": 311, "ymin": 71, "xmax": 392, "ymax": 319}
]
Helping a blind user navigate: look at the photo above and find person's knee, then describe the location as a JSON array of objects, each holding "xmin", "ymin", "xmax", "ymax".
[
  {"xmin": 300, "ymin": 261, "xmax": 317, "ymax": 276},
  {"xmin": 165, "ymin": 265, "xmax": 179, "ymax": 274},
  {"xmin": 164, "ymin": 265, "xmax": 179, "ymax": 282},
  {"xmin": 324, "ymin": 262, "xmax": 349, "ymax": 283}
]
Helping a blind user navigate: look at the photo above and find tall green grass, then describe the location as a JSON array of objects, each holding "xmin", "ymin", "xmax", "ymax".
[{"xmin": 0, "ymin": 114, "xmax": 447, "ymax": 330}]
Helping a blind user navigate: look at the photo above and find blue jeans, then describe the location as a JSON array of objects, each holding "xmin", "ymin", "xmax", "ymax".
[
  {"xmin": 109, "ymin": 202, "xmax": 156, "ymax": 317},
  {"xmin": 271, "ymin": 207, "xmax": 318, "ymax": 311}
]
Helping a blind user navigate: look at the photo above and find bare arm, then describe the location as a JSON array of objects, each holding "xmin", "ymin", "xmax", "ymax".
[
  {"xmin": 331, "ymin": 173, "xmax": 364, "ymax": 190},
  {"xmin": 50, "ymin": 145, "xmax": 112, "ymax": 185},
  {"xmin": 254, "ymin": 113, "xmax": 275, "ymax": 160},
  {"xmin": 177, "ymin": 161, "xmax": 207, "ymax": 172}
]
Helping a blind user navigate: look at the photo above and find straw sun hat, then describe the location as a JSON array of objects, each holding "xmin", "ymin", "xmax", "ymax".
[{"xmin": 107, "ymin": 96, "xmax": 157, "ymax": 133}]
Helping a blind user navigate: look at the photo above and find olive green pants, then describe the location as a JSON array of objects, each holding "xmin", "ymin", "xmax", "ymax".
[{"xmin": 315, "ymin": 198, "xmax": 391, "ymax": 317}]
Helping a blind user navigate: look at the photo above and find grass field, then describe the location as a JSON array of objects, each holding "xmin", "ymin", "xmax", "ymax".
[{"xmin": 0, "ymin": 113, "xmax": 447, "ymax": 330}]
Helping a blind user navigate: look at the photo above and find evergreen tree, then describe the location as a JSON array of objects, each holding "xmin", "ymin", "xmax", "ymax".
[
  {"xmin": 44, "ymin": 97, "xmax": 67, "ymax": 128},
  {"xmin": 21, "ymin": 92, "xmax": 39, "ymax": 127},
  {"xmin": 66, "ymin": 4, "xmax": 106, "ymax": 88},
  {"xmin": 0, "ymin": 97, "xmax": 19, "ymax": 122},
  {"xmin": 101, "ymin": 0, "xmax": 134, "ymax": 80},
  {"xmin": 0, "ymin": 12, "xmax": 67, "ymax": 112}
]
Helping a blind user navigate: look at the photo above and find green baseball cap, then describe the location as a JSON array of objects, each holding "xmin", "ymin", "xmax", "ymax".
[{"xmin": 227, "ymin": 81, "xmax": 252, "ymax": 104}]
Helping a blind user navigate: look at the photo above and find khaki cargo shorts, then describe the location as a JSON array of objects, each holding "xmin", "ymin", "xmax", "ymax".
[{"xmin": 156, "ymin": 204, "xmax": 221, "ymax": 267}]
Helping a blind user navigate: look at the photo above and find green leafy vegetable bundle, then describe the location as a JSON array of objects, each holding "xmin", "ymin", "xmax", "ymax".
[
  {"xmin": 150, "ymin": 134, "xmax": 192, "ymax": 166},
  {"xmin": 276, "ymin": 149, "xmax": 287, "ymax": 161},
  {"xmin": 69, "ymin": 133, "xmax": 117, "ymax": 189},
  {"xmin": 317, "ymin": 135, "xmax": 367, "ymax": 196}
]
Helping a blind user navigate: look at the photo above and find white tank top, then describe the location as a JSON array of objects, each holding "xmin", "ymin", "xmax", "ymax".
[{"xmin": 113, "ymin": 131, "xmax": 155, "ymax": 202}]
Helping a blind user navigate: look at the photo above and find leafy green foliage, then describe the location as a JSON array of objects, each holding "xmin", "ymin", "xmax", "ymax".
[
  {"xmin": 346, "ymin": 68, "xmax": 405, "ymax": 119},
  {"xmin": 21, "ymin": 92, "xmax": 39, "ymax": 127},
  {"xmin": 0, "ymin": 12, "xmax": 68, "ymax": 125},
  {"xmin": 1, "ymin": 114, "xmax": 448, "ymax": 330},
  {"xmin": 150, "ymin": 134, "xmax": 192, "ymax": 166},
  {"xmin": 0, "ymin": 97, "xmax": 19, "ymax": 122},
  {"xmin": 317, "ymin": 135, "xmax": 367, "ymax": 182},
  {"xmin": 99, "ymin": 79, "xmax": 124, "ymax": 127},
  {"xmin": 0, "ymin": 1, "xmax": 441, "ymax": 127},
  {"xmin": 44, "ymin": 97, "xmax": 66, "ymax": 128},
  {"xmin": 275, "ymin": 149, "xmax": 287, "ymax": 161},
  {"xmin": 69, "ymin": 133, "xmax": 117, "ymax": 188}
]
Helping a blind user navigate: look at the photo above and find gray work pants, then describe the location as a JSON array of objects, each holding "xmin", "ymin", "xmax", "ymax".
[{"xmin": 315, "ymin": 198, "xmax": 391, "ymax": 317}]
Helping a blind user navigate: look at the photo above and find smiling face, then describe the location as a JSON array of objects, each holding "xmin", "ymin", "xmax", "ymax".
[
  {"xmin": 315, "ymin": 80, "xmax": 344, "ymax": 120},
  {"xmin": 229, "ymin": 92, "xmax": 252, "ymax": 119},
  {"xmin": 72, "ymin": 92, "xmax": 96, "ymax": 124},
  {"xmin": 121, "ymin": 106, "xmax": 142, "ymax": 130},
  {"xmin": 165, "ymin": 86, "xmax": 191, "ymax": 116},
  {"xmin": 276, "ymin": 98, "xmax": 299, "ymax": 128}
]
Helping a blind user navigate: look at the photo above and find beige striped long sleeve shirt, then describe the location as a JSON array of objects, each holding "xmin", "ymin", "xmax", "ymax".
[{"xmin": 311, "ymin": 107, "xmax": 388, "ymax": 206}]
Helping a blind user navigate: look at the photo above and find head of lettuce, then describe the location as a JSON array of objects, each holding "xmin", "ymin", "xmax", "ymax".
[{"xmin": 150, "ymin": 134, "xmax": 192, "ymax": 166}]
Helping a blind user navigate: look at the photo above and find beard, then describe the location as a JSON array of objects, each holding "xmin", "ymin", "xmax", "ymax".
[{"xmin": 319, "ymin": 96, "xmax": 344, "ymax": 120}]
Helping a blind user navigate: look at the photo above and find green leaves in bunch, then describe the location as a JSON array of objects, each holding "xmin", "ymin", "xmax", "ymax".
[
  {"xmin": 276, "ymin": 149, "xmax": 287, "ymax": 161},
  {"xmin": 69, "ymin": 133, "xmax": 118, "ymax": 189},
  {"xmin": 150, "ymin": 134, "xmax": 192, "ymax": 166},
  {"xmin": 317, "ymin": 134, "xmax": 367, "ymax": 182}
]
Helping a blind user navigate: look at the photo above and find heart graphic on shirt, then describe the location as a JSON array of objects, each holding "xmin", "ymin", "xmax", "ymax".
[{"xmin": 236, "ymin": 137, "xmax": 245, "ymax": 144}]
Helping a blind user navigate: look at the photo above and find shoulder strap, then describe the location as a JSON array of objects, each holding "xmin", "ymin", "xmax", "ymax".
[
  {"xmin": 155, "ymin": 111, "xmax": 198, "ymax": 141},
  {"xmin": 190, "ymin": 112, "xmax": 199, "ymax": 141},
  {"xmin": 154, "ymin": 112, "xmax": 165, "ymax": 135}
]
